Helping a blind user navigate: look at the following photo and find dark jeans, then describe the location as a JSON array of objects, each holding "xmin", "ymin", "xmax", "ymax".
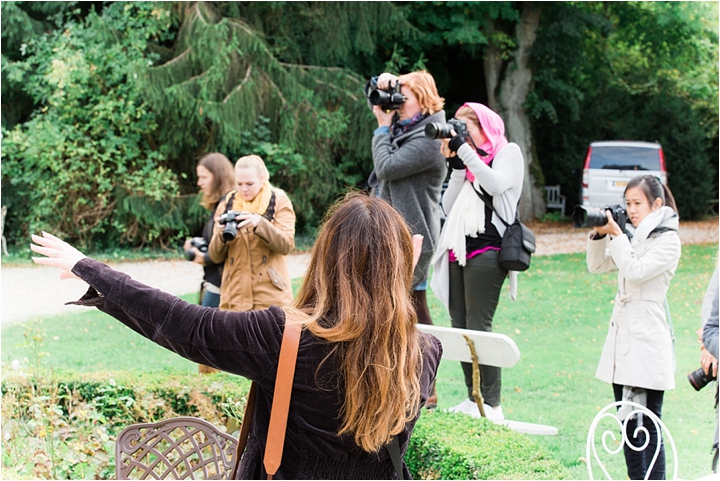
[
  {"xmin": 449, "ymin": 250, "xmax": 507, "ymax": 407},
  {"xmin": 613, "ymin": 383, "xmax": 666, "ymax": 480},
  {"xmin": 201, "ymin": 290, "xmax": 220, "ymax": 308}
]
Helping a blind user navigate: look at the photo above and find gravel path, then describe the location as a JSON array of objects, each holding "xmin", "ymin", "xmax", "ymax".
[{"xmin": 2, "ymin": 219, "xmax": 716, "ymax": 327}]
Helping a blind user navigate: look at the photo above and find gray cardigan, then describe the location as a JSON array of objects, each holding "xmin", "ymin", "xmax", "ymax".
[{"xmin": 369, "ymin": 110, "xmax": 447, "ymax": 286}]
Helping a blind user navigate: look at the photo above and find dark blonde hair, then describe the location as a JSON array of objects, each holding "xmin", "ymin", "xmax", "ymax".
[
  {"xmin": 455, "ymin": 106, "xmax": 481, "ymax": 130},
  {"xmin": 197, "ymin": 153, "xmax": 235, "ymax": 209},
  {"xmin": 294, "ymin": 192, "xmax": 423, "ymax": 452},
  {"xmin": 234, "ymin": 154, "xmax": 270, "ymax": 182},
  {"xmin": 398, "ymin": 70, "xmax": 444, "ymax": 115}
]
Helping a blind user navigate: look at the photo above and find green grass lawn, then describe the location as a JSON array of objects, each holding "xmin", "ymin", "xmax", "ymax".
[{"xmin": 2, "ymin": 243, "xmax": 717, "ymax": 479}]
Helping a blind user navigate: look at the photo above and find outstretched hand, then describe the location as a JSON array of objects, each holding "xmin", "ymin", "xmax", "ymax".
[{"xmin": 30, "ymin": 232, "xmax": 86, "ymax": 280}]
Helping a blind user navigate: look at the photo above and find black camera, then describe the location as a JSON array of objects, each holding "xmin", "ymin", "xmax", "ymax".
[
  {"xmin": 688, "ymin": 367, "xmax": 716, "ymax": 391},
  {"xmin": 425, "ymin": 118, "xmax": 468, "ymax": 140},
  {"xmin": 185, "ymin": 237, "xmax": 208, "ymax": 261},
  {"xmin": 366, "ymin": 79, "xmax": 406, "ymax": 111},
  {"xmin": 218, "ymin": 211, "xmax": 247, "ymax": 242},
  {"xmin": 572, "ymin": 204, "xmax": 629, "ymax": 230}
]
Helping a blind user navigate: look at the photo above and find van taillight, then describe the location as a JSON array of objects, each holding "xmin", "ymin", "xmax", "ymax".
[
  {"xmin": 659, "ymin": 149, "xmax": 666, "ymax": 172},
  {"xmin": 583, "ymin": 146, "xmax": 592, "ymax": 170},
  {"xmin": 582, "ymin": 169, "xmax": 588, "ymax": 188}
]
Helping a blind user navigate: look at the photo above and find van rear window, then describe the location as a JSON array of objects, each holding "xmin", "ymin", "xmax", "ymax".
[{"xmin": 590, "ymin": 146, "xmax": 661, "ymax": 171}]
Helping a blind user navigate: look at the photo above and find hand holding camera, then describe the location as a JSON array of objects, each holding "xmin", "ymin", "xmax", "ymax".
[
  {"xmin": 572, "ymin": 204, "xmax": 629, "ymax": 238},
  {"xmin": 366, "ymin": 74, "xmax": 406, "ymax": 114},
  {"xmin": 217, "ymin": 211, "xmax": 261, "ymax": 242},
  {"xmin": 184, "ymin": 237, "xmax": 208, "ymax": 263}
]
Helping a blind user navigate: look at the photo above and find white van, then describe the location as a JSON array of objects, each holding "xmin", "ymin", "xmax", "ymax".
[{"xmin": 581, "ymin": 141, "xmax": 667, "ymax": 207}]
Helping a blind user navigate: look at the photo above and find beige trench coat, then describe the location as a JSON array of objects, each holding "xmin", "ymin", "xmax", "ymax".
[
  {"xmin": 587, "ymin": 208, "xmax": 681, "ymax": 391},
  {"xmin": 208, "ymin": 189, "xmax": 295, "ymax": 312}
]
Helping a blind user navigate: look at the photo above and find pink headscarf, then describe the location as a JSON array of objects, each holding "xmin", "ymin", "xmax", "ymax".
[{"xmin": 456, "ymin": 102, "xmax": 508, "ymax": 182}]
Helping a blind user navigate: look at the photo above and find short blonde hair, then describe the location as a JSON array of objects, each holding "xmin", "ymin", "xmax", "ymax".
[
  {"xmin": 398, "ymin": 71, "xmax": 444, "ymax": 115},
  {"xmin": 235, "ymin": 154, "xmax": 269, "ymax": 182}
]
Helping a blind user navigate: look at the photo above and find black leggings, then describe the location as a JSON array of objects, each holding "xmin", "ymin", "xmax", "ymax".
[
  {"xmin": 448, "ymin": 250, "xmax": 507, "ymax": 407},
  {"xmin": 613, "ymin": 384, "xmax": 666, "ymax": 480}
]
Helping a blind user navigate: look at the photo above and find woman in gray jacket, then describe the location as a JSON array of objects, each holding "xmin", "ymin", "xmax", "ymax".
[
  {"xmin": 587, "ymin": 175, "xmax": 681, "ymax": 480},
  {"xmin": 367, "ymin": 70, "xmax": 446, "ymax": 408}
]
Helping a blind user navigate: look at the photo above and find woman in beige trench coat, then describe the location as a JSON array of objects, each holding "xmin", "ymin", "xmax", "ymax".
[{"xmin": 586, "ymin": 175, "xmax": 681, "ymax": 481}]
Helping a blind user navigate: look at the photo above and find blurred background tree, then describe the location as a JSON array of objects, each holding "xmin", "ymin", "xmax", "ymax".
[{"xmin": 2, "ymin": 1, "xmax": 717, "ymax": 249}]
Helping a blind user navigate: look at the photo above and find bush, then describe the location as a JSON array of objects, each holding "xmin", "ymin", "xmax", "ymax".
[
  {"xmin": 1, "ymin": 369, "xmax": 250, "ymax": 480},
  {"xmin": 2, "ymin": 367, "xmax": 569, "ymax": 480},
  {"xmin": 407, "ymin": 411, "xmax": 571, "ymax": 480},
  {"xmin": 0, "ymin": 3, "xmax": 200, "ymax": 249}
]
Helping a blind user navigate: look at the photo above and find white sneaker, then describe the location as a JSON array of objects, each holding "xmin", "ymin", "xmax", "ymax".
[
  {"xmin": 482, "ymin": 404, "xmax": 505, "ymax": 422},
  {"xmin": 447, "ymin": 398, "xmax": 481, "ymax": 418}
]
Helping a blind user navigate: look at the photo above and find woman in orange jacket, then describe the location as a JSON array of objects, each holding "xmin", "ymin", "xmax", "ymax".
[{"xmin": 208, "ymin": 154, "xmax": 296, "ymax": 312}]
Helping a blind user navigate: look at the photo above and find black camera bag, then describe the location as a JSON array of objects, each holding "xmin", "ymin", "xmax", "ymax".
[{"xmin": 473, "ymin": 187, "xmax": 535, "ymax": 272}]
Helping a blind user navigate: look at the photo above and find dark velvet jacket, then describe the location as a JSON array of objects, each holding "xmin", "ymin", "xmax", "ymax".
[{"xmin": 70, "ymin": 258, "xmax": 443, "ymax": 479}]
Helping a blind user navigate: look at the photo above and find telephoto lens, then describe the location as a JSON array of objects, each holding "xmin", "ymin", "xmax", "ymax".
[
  {"xmin": 572, "ymin": 206, "xmax": 608, "ymax": 228},
  {"xmin": 424, "ymin": 122, "xmax": 452, "ymax": 139}
]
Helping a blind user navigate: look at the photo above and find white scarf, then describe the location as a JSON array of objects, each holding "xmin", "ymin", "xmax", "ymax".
[
  {"xmin": 631, "ymin": 206, "xmax": 678, "ymax": 244},
  {"xmin": 432, "ymin": 180, "xmax": 486, "ymax": 266}
]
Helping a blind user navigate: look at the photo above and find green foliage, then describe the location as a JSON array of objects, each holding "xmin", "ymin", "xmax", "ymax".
[
  {"xmin": 1, "ymin": 3, "xmax": 197, "ymax": 248},
  {"xmin": 0, "ymin": 2, "xmax": 76, "ymax": 127},
  {"xmin": 1, "ymin": 0, "xmax": 716, "ymax": 247},
  {"xmin": 134, "ymin": 1, "xmax": 416, "ymax": 229},
  {"xmin": 1, "ymin": 369, "xmax": 250, "ymax": 480},
  {"xmin": 532, "ymin": 2, "xmax": 718, "ymax": 217},
  {"xmin": 407, "ymin": 411, "xmax": 570, "ymax": 480}
]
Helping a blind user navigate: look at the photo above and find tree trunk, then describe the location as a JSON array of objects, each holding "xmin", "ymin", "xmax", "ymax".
[
  {"xmin": 496, "ymin": 2, "xmax": 544, "ymax": 221},
  {"xmin": 483, "ymin": 18, "xmax": 503, "ymax": 113}
]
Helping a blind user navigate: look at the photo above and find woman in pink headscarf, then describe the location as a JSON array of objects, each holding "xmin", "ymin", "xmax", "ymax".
[{"xmin": 430, "ymin": 102, "xmax": 524, "ymax": 422}]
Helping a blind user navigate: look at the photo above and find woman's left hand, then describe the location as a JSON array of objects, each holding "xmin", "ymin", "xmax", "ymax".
[{"xmin": 30, "ymin": 232, "xmax": 86, "ymax": 280}]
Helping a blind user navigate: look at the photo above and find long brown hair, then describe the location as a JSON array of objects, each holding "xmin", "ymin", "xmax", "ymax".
[
  {"xmin": 197, "ymin": 153, "xmax": 235, "ymax": 209},
  {"xmin": 293, "ymin": 192, "xmax": 424, "ymax": 452}
]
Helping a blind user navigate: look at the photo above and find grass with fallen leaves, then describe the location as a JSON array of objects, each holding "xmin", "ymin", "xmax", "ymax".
[{"xmin": 2, "ymin": 243, "xmax": 717, "ymax": 479}]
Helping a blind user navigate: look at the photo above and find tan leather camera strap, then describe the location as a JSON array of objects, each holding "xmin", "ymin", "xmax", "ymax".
[{"xmin": 231, "ymin": 318, "xmax": 302, "ymax": 480}]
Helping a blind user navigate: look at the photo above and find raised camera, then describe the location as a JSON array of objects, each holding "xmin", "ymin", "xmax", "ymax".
[
  {"xmin": 572, "ymin": 204, "xmax": 629, "ymax": 230},
  {"xmin": 185, "ymin": 237, "xmax": 208, "ymax": 261},
  {"xmin": 366, "ymin": 79, "xmax": 406, "ymax": 111},
  {"xmin": 218, "ymin": 211, "xmax": 245, "ymax": 242},
  {"xmin": 425, "ymin": 118, "xmax": 468, "ymax": 140}
]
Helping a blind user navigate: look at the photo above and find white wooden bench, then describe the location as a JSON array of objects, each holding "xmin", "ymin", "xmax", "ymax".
[
  {"xmin": 544, "ymin": 185, "xmax": 567, "ymax": 214},
  {"xmin": 417, "ymin": 324, "xmax": 558, "ymax": 435}
]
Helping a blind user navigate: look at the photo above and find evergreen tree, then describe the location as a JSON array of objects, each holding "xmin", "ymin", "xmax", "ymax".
[{"xmin": 136, "ymin": 1, "xmax": 415, "ymax": 229}]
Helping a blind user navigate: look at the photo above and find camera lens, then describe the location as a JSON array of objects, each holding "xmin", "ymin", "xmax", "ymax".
[
  {"xmin": 688, "ymin": 367, "xmax": 716, "ymax": 391},
  {"xmin": 571, "ymin": 206, "xmax": 609, "ymax": 228},
  {"xmin": 425, "ymin": 122, "xmax": 452, "ymax": 139},
  {"xmin": 222, "ymin": 221, "xmax": 238, "ymax": 242},
  {"xmin": 185, "ymin": 250, "xmax": 196, "ymax": 261},
  {"xmin": 369, "ymin": 89, "xmax": 389, "ymax": 106}
]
